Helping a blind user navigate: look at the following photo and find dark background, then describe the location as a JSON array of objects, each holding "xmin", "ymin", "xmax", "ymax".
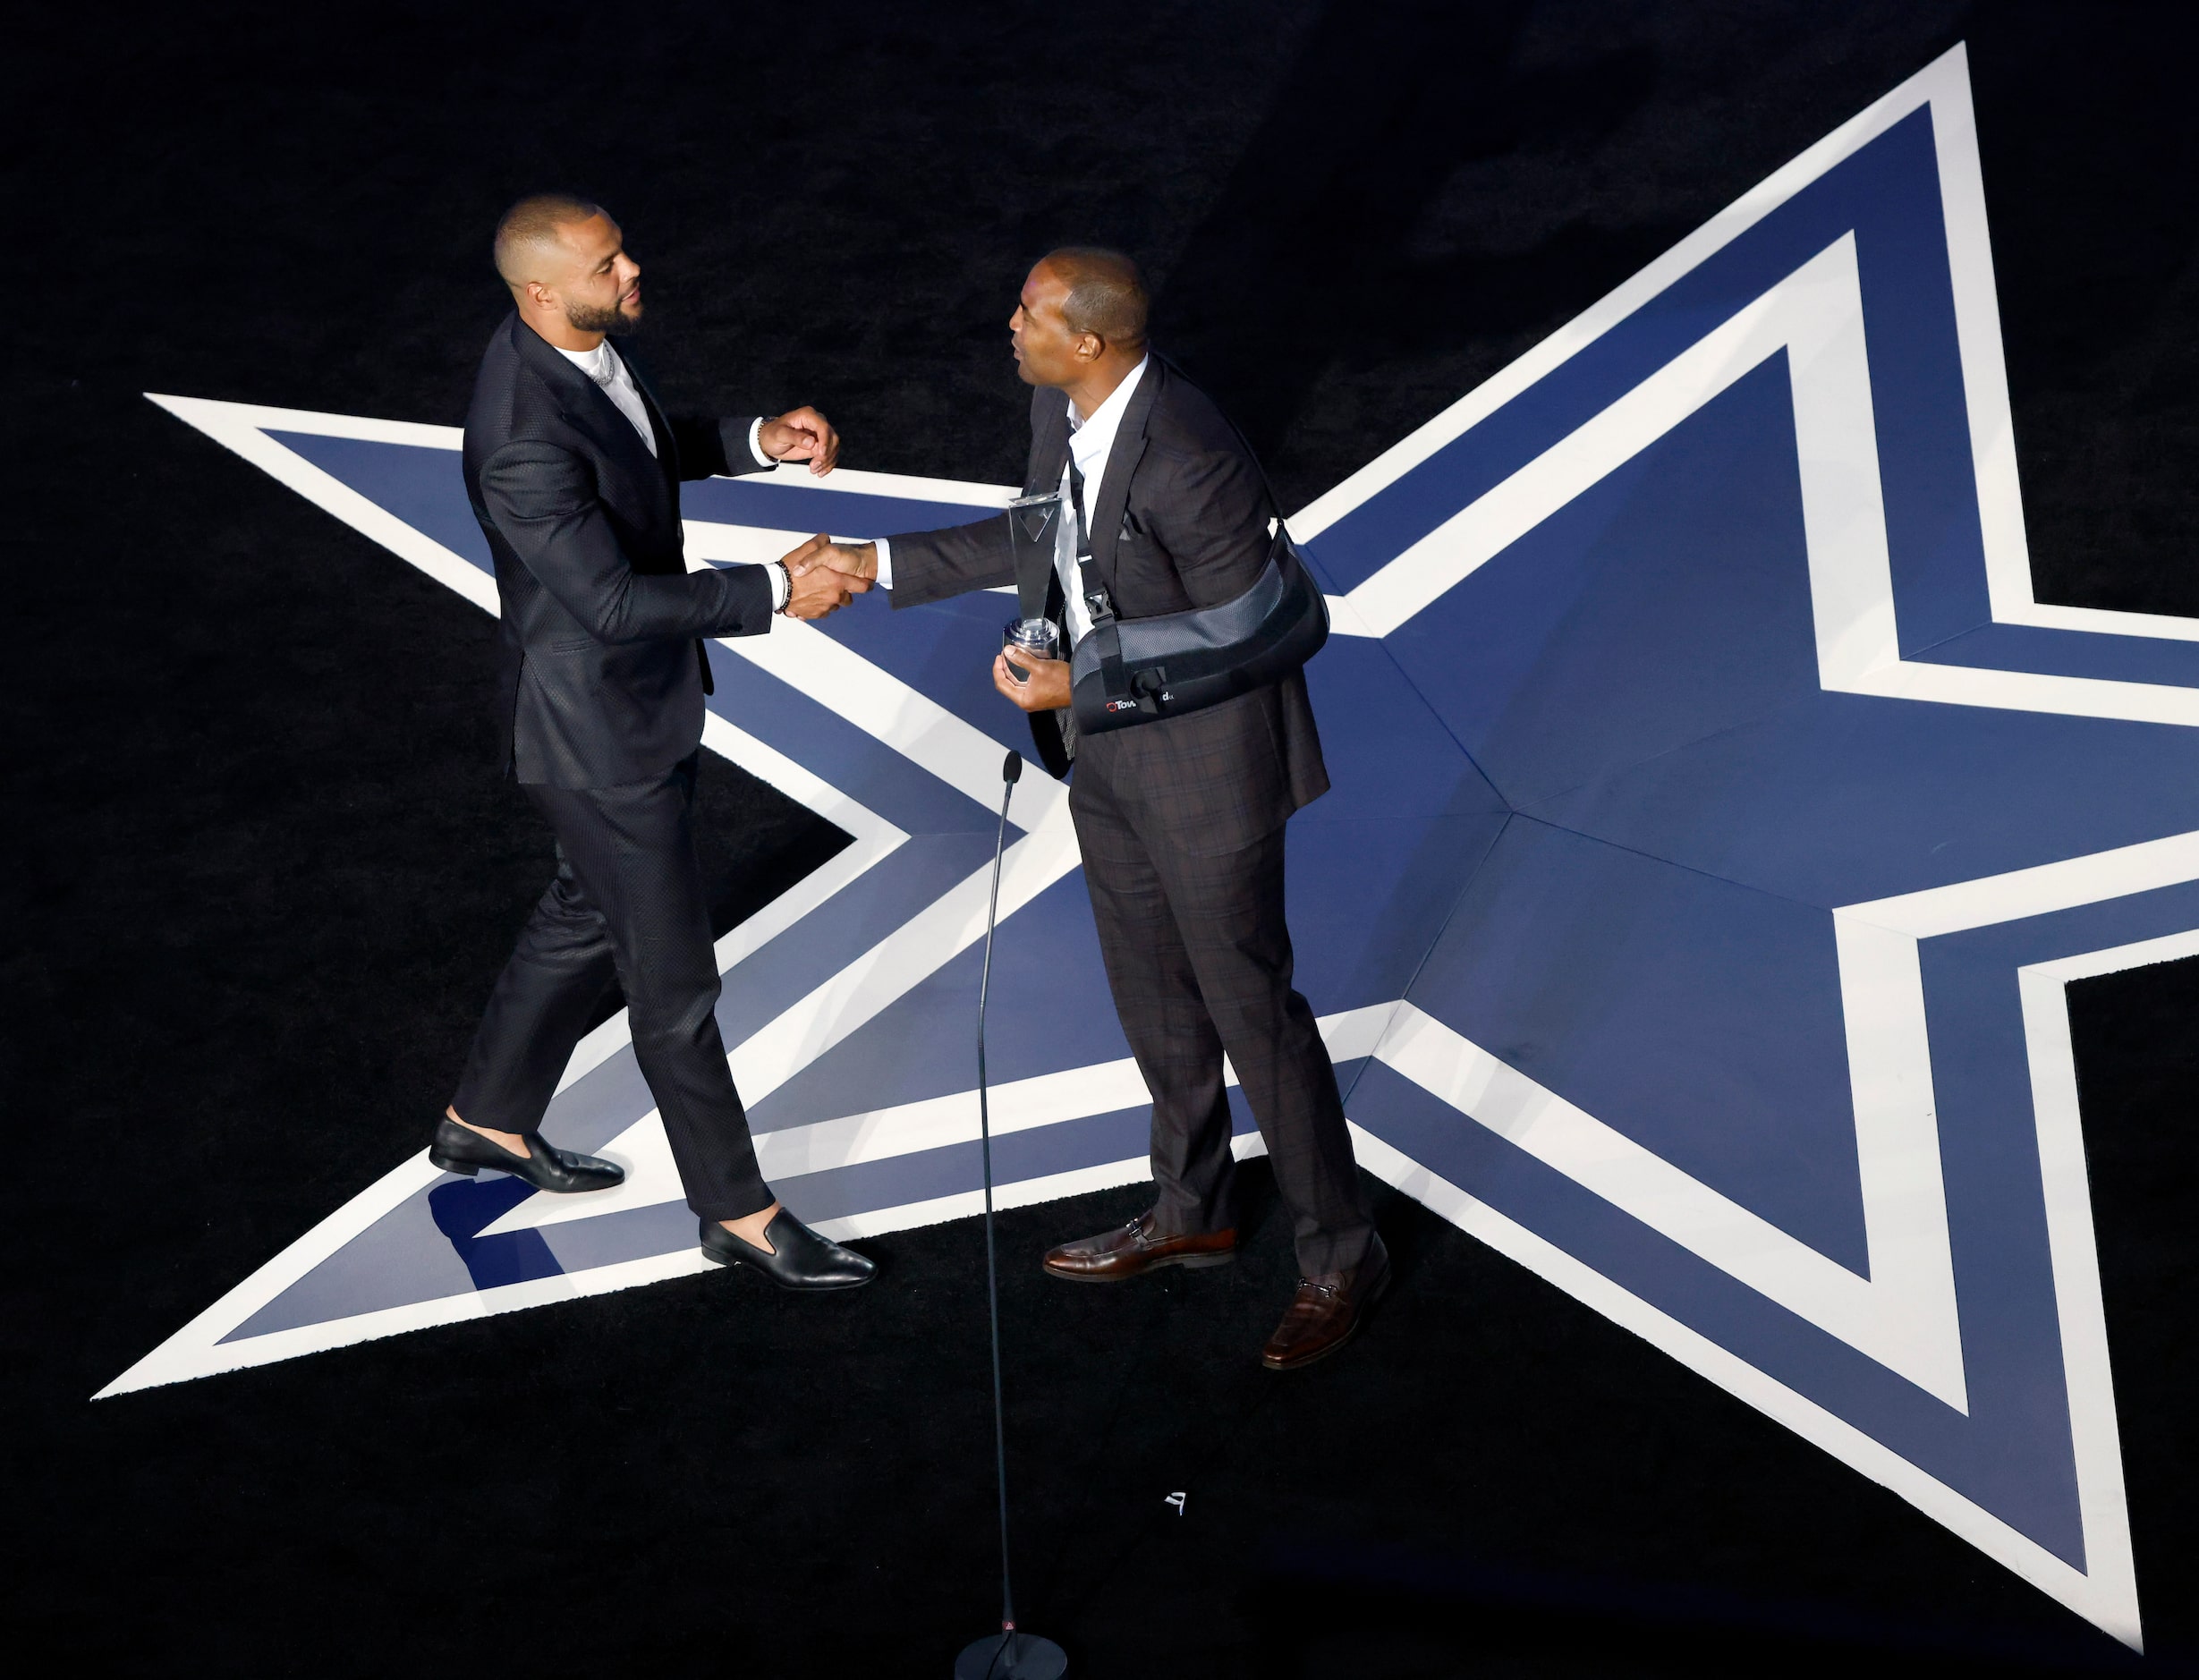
[{"xmin": 6, "ymin": 2, "xmax": 2197, "ymax": 1674}]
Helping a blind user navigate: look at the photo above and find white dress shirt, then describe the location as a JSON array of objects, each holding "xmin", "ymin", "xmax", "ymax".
[
  {"xmin": 555, "ymin": 339, "xmax": 789, "ymax": 608},
  {"xmin": 868, "ymin": 354, "xmax": 1150, "ymax": 651}
]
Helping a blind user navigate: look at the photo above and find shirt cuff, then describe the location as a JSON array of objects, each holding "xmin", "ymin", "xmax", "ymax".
[
  {"xmin": 768, "ymin": 561, "xmax": 791, "ymax": 611},
  {"xmin": 748, "ymin": 416, "xmax": 776, "ymax": 469}
]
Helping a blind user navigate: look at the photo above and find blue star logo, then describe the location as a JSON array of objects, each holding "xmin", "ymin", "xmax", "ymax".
[{"xmin": 113, "ymin": 45, "xmax": 2170, "ymax": 1648}]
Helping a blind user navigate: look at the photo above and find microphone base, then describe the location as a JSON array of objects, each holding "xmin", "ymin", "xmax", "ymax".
[{"xmin": 954, "ymin": 1630, "xmax": 1066, "ymax": 1679}]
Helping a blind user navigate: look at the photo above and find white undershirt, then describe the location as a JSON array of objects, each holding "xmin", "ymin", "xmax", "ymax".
[
  {"xmin": 867, "ymin": 355, "xmax": 1150, "ymax": 650},
  {"xmin": 555, "ymin": 340, "xmax": 657, "ymax": 455},
  {"xmin": 1053, "ymin": 352, "xmax": 1149, "ymax": 644},
  {"xmin": 556, "ymin": 339, "xmax": 788, "ymax": 608}
]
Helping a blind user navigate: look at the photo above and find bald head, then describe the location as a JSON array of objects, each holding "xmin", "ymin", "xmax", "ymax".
[
  {"xmin": 1042, "ymin": 247, "xmax": 1149, "ymax": 350},
  {"xmin": 494, "ymin": 193, "xmax": 607, "ymax": 287},
  {"xmin": 493, "ymin": 195, "xmax": 644, "ymax": 349}
]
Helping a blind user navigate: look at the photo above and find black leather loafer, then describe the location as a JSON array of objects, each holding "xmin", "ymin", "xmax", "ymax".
[
  {"xmin": 700, "ymin": 1210, "xmax": 877, "ymax": 1291},
  {"xmin": 429, "ymin": 1116, "xmax": 624, "ymax": 1194}
]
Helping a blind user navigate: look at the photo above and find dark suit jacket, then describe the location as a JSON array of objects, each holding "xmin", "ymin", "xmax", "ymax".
[
  {"xmin": 463, "ymin": 312, "xmax": 777, "ymax": 788},
  {"xmin": 886, "ymin": 357, "xmax": 1328, "ymax": 841}
]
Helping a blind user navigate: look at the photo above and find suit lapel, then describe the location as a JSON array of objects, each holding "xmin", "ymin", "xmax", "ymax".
[
  {"xmin": 1015, "ymin": 361, "xmax": 1159, "ymax": 609},
  {"xmin": 1086, "ymin": 359, "xmax": 1160, "ymax": 591},
  {"xmin": 615, "ymin": 344, "xmax": 680, "ymax": 477},
  {"xmin": 510, "ymin": 320, "xmax": 670, "ymax": 505}
]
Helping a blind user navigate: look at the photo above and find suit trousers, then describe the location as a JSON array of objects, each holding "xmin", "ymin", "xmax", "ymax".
[
  {"xmin": 1070, "ymin": 751, "xmax": 1373, "ymax": 1277},
  {"xmin": 451, "ymin": 752, "xmax": 771, "ymax": 1221}
]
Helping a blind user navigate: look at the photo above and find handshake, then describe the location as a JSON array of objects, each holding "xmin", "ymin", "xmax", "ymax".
[
  {"xmin": 767, "ymin": 532, "xmax": 1071, "ymax": 712},
  {"xmin": 771, "ymin": 533, "xmax": 881, "ymax": 621}
]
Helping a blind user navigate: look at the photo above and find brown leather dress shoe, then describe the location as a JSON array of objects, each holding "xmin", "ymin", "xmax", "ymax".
[
  {"xmin": 1261, "ymin": 1234, "xmax": 1391, "ymax": 1370},
  {"xmin": 1042, "ymin": 1210, "xmax": 1237, "ymax": 1282}
]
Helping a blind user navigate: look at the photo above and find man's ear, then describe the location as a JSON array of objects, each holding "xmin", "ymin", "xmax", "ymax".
[{"xmin": 1075, "ymin": 332, "xmax": 1105, "ymax": 363}]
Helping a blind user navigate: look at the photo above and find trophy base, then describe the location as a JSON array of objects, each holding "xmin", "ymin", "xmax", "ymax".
[{"xmin": 953, "ymin": 1629, "xmax": 1068, "ymax": 1679}]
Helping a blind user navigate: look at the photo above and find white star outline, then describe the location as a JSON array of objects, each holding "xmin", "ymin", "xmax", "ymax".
[{"xmin": 109, "ymin": 44, "xmax": 2167, "ymax": 1648}]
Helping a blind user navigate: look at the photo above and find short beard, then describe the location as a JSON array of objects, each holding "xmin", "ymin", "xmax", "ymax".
[{"xmin": 564, "ymin": 297, "xmax": 640, "ymax": 336}]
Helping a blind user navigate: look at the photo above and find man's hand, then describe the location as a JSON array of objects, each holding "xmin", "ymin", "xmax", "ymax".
[
  {"xmin": 758, "ymin": 406, "xmax": 840, "ymax": 475},
  {"xmin": 992, "ymin": 649, "xmax": 1071, "ymax": 711},
  {"xmin": 779, "ymin": 534, "xmax": 867, "ymax": 618},
  {"xmin": 794, "ymin": 538, "xmax": 879, "ymax": 582}
]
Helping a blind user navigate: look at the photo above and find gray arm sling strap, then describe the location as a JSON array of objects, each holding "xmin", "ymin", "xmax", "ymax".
[{"xmin": 1062, "ymin": 391, "xmax": 1329, "ymax": 736}]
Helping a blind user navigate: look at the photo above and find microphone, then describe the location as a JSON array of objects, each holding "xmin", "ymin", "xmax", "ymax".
[{"xmin": 955, "ymin": 746, "xmax": 1065, "ymax": 1680}]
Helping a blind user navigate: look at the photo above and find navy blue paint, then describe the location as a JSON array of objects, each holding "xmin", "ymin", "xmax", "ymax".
[
  {"xmin": 271, "ymin": 433, "xmax": 491, "ymax": 570},
  {"xmin": 425, "ymin": 1176, "xmax": 567, "ymax": 1293},
  {"xmin": 1387, "ymin": 358, "xmax": 1821, "ymax": 813},
  {"xmin": 1354, "ymin": 1057, "xmax": 2084, "ymax": 1565},
  {"xmin": 752, "ymin": 866, "xmax": 1132, "ymax": 1127},
  {"xmin": 680, "ymin": 474, "xmax": 998, "ymax": 539},
  {"xmin": 807, "ymin": 587, "xmax": 1049, "ymax": 762},
  {"xmin": 698, "ymin": 637, "xmax": 1001, "ymax": 836},
  {"xmin": 1413, "ymin": 815, "xmax": 1871, "ymax": 1270}
]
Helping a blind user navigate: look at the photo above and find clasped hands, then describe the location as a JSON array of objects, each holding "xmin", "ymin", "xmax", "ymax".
[
  {"xmin": 774, "ymin": 534, "xmax": 868, "ymax": 619},
  {"xmin": 782, "ymin": 538, "xmax": 1072, "ymax": 709},
  {"xmin": 774, "ymin": 534, "xmax": 884, "ymax": 624}
]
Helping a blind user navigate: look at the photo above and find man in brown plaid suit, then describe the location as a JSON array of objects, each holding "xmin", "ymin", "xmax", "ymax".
[{"xmin": 810, "ymin": 248, "xmax": 1384, "ymax": 1370}]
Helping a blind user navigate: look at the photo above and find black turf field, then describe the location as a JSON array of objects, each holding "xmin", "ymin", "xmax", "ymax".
[{"xmin": 8, "ymin": 4, "xmax": 2198, "ymax": 1674}]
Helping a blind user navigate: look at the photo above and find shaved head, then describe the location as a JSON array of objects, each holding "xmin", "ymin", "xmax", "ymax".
[
  {"xmin": 1041, "ymin": 247, "xmax": 1149, "ymax": 349},
  {"xmin": 493, "ymin": 195, "xmax": 645, "ymax": 347},
  {"xmin": 494, "ymin": 193, "xmax": 607, "ymax": 287}
]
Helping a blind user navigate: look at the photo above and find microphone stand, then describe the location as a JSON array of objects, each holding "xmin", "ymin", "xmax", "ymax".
[{"xmin": 955, "ymin": 751, "xmax": 1067, "ymax": 1680}]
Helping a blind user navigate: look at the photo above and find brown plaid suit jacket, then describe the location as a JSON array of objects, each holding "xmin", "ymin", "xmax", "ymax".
[{"xmin": 884, "ymin": 356, "xmax": 1329, "ymax": 844}]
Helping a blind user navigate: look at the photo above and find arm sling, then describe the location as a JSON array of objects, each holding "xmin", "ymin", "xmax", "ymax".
[{"xmin": 1057, "ymin": 413, "xmax": 1329, "ymax": 736}]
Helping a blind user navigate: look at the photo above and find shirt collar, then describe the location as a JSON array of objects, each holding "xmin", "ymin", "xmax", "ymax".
[
  {"xmin": 554, "ymin": 340, "xmax": 618, "ymax": 384},
  {"xmin": 1066, "ymin": 353, "xmax": 1150, "ymax": 454}
]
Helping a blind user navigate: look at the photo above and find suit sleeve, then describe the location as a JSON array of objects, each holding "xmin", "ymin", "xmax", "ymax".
[
  {"xmin": 1142, "ymin": 442, "xmax": 1271, "ymax": 607},
  {"xmin": 667, "ymin": 414, "xmax": 771, "ymax": 481},
  {"xmin": 879, "ymin": 516, "xmax": 1014, "ymax": 607},
  {"xmin": 480, "ymin": 439, "xmax": 776, "ymax": 641}
]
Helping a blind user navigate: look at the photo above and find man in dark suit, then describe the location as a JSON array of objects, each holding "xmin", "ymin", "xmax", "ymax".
[
  {"xmin": 810, "ymin": 249, "xmax": 1383, "ymax": 1366},
  {"xmin": 432, "ymin": 193, "xmax": 875, "ymax": 1291}
]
